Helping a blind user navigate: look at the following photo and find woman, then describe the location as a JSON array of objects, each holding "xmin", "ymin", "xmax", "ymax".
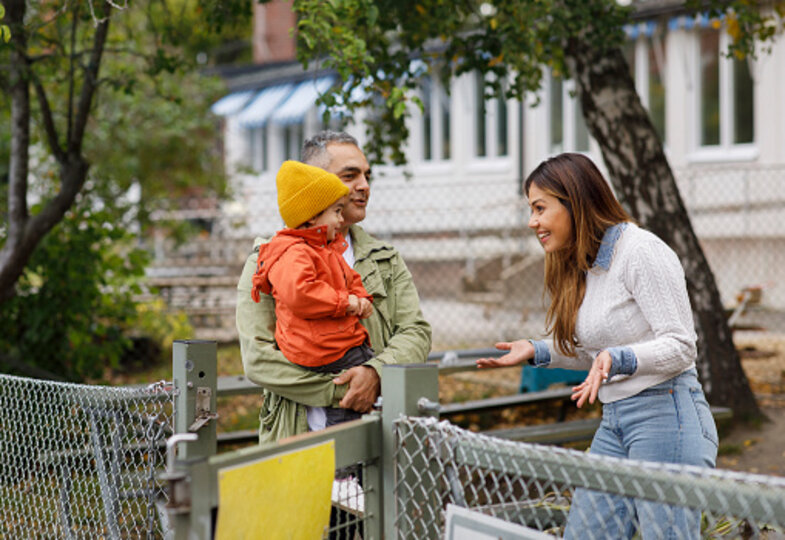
[{"xmin": 477, "ymin": 153, "xmax": 718, "ymax": 539}]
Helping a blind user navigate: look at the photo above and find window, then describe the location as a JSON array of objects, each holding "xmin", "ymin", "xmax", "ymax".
[
  {"xmin": 624, "ymin": 30, "xmax": 666, "ymax": 143},
  {"xmin": 497, "ymin": 93, "xmax": 508, "ymax": 156},
  {"xmin": 700, "ymin": 29, "xmax": 721, "ymax": 145},
  {"xmin": 283, "ymin": 123, "xmax": 304, "ymax": 161},
  {"xmin": 732, "ymin": 56, "xmax": 754, "ymax": 144},
  {"xmin": 474, "ymin": 72, "xmax": 509, "ymax": 159},
  {"xmin": 422, "ymin": 80, "xmax": 433, "ymax": 160},
  {"xmin": 548, "ymin": 73, "xmax": 589, "ymax": 154},
  {"xmin": 420, "ymin": 76, "xmax": 452, "ymax": 162},
  {"xmin": 697, "ymin": 26, "xmax": 754, "ymax": 149},
  {"xmin": 249, "ymin": 126, "xmax": 268, "ymax": 172},
  {"xmin": 441, "ymin": 86, "xmax": 451, "ymax": 160},
  {"xmin": 647, "ymin": 37, "xmax": 666, "ymax": 142},
  {"xmin": 549, "ymin": 75, "xmax": 563, "ymax": 152},
  {"xmin": 475, "ymin": 72, "xmax": 487, "ymax": 157}
]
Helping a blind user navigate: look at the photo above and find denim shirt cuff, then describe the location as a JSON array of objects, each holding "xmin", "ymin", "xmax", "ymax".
[
  {"xmin": 606, "ymin": 346, "xmax": 638, "ymax": 378},
  {"xmin": 529, "ymin": 340, "xmax": 551, "ymax": 367}
]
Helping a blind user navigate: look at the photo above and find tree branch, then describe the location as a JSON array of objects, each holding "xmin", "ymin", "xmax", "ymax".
[
  {"xmin": 29, "ymin": 70, "xmax": 66, "ymax": 163},
  {"xmin": 67, "ymin": 2, "xmax": 79, "ymax": 147},
  {"xmin": 69, "ymin": 1, "xmax": 111, "ymax": 155}
]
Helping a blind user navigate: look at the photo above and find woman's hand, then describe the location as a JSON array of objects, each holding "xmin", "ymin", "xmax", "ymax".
[
  {"xmin": 571, "ymin": 350, "xmax": 612, "ymax": 408},
  {"xmin": 476, "ymin": 340, "xmax": 534, "ymax": 369}
]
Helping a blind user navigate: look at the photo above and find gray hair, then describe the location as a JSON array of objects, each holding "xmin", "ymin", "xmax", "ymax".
[{"xmin": 301, "ymin": 130, "xmax": 359, "ymax": 168}]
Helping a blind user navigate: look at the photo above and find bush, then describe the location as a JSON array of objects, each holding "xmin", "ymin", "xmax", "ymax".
[
  {"xmin": 118, "ymin": 299, "xmax": 193, "ymax": 373},
  {"xmin": 0, "ymin": 203, "xmax": 156, "ymax": 381}
]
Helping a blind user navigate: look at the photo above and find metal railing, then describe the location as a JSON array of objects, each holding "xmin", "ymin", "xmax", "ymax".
[
  {"xmin": 1, "ymin": 340, "xmax": 781, "ymax": 539},
  {"xmin": 394, "ymin": 415, "xmax": 785, "ymax": 538},
  {"xmin": 165, "ymin": 341, "xmax": 783, "ymax": 539},
  {"xmin": 164, "ymin": 340, "xmax": 439, "ymax": 539}
]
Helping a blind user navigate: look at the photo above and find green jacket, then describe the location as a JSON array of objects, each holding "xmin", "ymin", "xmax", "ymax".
[{"xmin": 236, "ymin": 225, "xmax": 432, "ymax": 444}]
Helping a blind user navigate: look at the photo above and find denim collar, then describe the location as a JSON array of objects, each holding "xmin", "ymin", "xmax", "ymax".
[{"xmin": 593, "ymin": 222, "xmax": 629, "ymax": 270}]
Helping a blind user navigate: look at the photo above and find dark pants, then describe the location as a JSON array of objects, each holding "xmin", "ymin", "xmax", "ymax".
[{"xmin": 303, "ymin": 343, "xmax": 375, "ymax": 428}]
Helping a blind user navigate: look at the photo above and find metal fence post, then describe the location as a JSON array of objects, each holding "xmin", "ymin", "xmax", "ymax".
[
  {"xmin": 172, "ymin": 340, "xmax": 218, "ymax": 457},
  {"xmin": 381, "ymin": 364, "xmax": 439, "ymax": 540},
  {"xmin": 360, "ymin": 409, "xmax": 384, "ymax": 540},
  {"xmin": 169, "ymin": 340, "xmax": 219, "ymax": 539}
]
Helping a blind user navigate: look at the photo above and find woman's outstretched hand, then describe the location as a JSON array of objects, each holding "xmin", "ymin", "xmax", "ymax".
[
  {"xmin": 571, "ymin": 350, "xmax": 612, "ymax": 408},
  {"xmin": 476, "ymin": 340, "xmax": 534, "ymax": 369}
]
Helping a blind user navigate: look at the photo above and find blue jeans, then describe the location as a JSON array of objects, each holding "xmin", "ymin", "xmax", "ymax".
[{"xmin": 564, "ymin": 369, "xmax": 718, "ymax": 540}]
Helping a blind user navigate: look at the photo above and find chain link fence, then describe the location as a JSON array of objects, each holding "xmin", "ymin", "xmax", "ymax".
[
  {"xmin": 382, "ymin": 163, "xmax": 785, "ymax": 350},
  {"xmin": 393, "ymin": 415, "xmax": 785, "ymax": 539},
  {"xmin": 328, "ymin": 462, "xmax": 370, "ymax": 539},
  {"xmin": 0, "ymin": 374, "xmax": 174, "ymax": 539},
  {"xmin": 163, "ymin": 163, "xmax": 785, "ymax": 353}
]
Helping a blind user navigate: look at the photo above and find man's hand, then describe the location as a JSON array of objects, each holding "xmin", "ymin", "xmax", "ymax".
[{"xmin": 333, "ymin": 365, "xmax": 380, "ymax": 413}]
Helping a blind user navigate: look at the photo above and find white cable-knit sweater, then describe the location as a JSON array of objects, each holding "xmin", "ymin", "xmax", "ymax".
[{"xmin": 542, "ymin": 223, "xmax": 697, "ymax": 403}]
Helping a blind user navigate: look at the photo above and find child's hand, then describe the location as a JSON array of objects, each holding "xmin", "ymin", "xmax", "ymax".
[
  {"xmin": 357, "ymin": 297, "xmax": 373, "ymax": 319},
  {"xmin": 346, "ymin": 294, "xmax": 361, "ymax": 316}
]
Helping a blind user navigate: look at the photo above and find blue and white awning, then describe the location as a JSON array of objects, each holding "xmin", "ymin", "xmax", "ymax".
[
  {"xmin": 624, "ymin": 21, "xmax": 658, "ymax": 40},
  {"xmin": 623, "ymin": 12, "xmax": 724, "ymax": 39},
  {"xmin": 210, "ymin": 90, "xmax": 255, "ymax": 116},
  {"xmin": 269, "ymin": 77, "xmax": 335, "ymax": 125},
  {"xmin": 668, "ymin": 13, "xmax": 724, "ymax": 31},
  {"xmin": 236, "ymin": 84, "xmax": 295, "ymax": 128}
]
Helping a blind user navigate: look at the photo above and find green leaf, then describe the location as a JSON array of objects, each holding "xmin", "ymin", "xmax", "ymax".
[{"xmin": 1, "ymin": 26, "xmax": 9, "ymax": 44}]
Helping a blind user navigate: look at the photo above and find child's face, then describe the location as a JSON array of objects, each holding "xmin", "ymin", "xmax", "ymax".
[{"xmin": 312, "ymin": 199, "xmax": 346, "ymax": 241}]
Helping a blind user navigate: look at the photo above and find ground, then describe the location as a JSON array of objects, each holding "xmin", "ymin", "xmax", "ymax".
[
  {"xmin": 717, "ymin": 404, "xmax": 785, "ymax": 476},
  {"xmin": 715, "ymin": 333, "xmax": 785, "ymax": 477}
]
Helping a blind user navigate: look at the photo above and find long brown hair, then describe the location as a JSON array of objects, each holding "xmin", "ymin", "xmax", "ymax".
[{"xmin": 524, "ymin": 153, "xmax": 632, "ymax": 356}]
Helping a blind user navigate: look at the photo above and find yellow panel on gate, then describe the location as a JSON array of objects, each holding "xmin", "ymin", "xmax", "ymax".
[{"xmin": 215, "ymin": 440, "xmax": 335, "ymax": 540}]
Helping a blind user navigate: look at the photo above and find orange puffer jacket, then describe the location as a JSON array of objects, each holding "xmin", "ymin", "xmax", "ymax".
[{"xmin": 251, "ymin": 226, "xmax": 372, "ymax": 368}]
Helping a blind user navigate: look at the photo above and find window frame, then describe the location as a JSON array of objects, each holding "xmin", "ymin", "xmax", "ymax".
[
  {"xmin": 546, "ymin": 72, "xmax": 591, "ymax": 155},
  {"xmin": 689, "ymin": 24, "xmax": 757, "ymax": 162},
  {"xmin": 473, "ymin": 72, "xmax": 510, "ymax": 160},
  {"xmin": 419, "ymin": 75, "xmax": 452, "ymax": 163}
]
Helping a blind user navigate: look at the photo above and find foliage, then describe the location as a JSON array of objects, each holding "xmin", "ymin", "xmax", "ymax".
[
  {"xmin": 293, "ymin": 0, "xmax": 783, "ymax": 166},
  {"xmin": 130, "ymin": 298, "xmax": 193, "ymax": 363},
  {"xmin": 0, "ymin": 0, "xmax": 250, "ymax": 374},
  {"xmin": 184, "ymin": 0, "xmax": 255, "ymax": 64},
  {"xmin": 85, "ymin": 67, "xmax": 229, "ymax": 232},
  {"xmin": 0, "ymin": 4, "xmax": 8, "ymax": 44},
  {"xmin": 0, "ymin": 198, "xmax": 149, "ymax": 381},
  {"xmin": 1, "ymin": 1, "xmax": 231, "ymax": 227},
  {"xmin": 0, "ymin": 0, "xmax": 253, "ymax": 305}
]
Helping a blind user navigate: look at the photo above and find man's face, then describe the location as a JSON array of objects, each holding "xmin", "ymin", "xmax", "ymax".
[{"xmin": 322, "ymin": 143, "xmax": 371, "ymax": 231}]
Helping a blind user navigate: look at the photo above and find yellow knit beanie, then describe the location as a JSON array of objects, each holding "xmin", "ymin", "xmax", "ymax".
[{"xmin": 276, "ymin": 160, "xmax": 350, "ymax": 228}]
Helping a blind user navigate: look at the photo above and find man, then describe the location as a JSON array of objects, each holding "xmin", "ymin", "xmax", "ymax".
[{"xmin": 236, "ymin": 130, "xmax": 432, "ymax": 444}]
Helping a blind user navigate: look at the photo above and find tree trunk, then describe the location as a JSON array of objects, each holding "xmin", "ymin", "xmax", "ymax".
[
  {"xmin": 567, "ymin": 40, "xmax": 761, "ymax": 420},
  {"xmin": 0, "ymin": 1, "xmax": 108, "ymax": 304},
  {"xmin": 1, "ymin": 0, "xmax": 32, "ymax": 304}
]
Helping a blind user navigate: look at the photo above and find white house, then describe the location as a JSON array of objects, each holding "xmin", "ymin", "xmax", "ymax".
[{"xmin": 195, "ymin": 2, "xmax": 785, "ymax": 345}]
